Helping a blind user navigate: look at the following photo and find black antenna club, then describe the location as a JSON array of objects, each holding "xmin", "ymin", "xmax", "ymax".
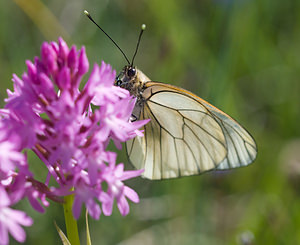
[{"xmin": 131, "ymin": 24, "xmax": 146, "ymax": 67}]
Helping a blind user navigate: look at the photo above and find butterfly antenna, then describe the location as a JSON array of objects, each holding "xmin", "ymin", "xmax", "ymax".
[
  {"xmin": 130, "ymin": 24, "xmax": 146, "ymax": 67},
  {"xmin": 84, "ymin": 10, "xmax": 130, "ymax": 64}
]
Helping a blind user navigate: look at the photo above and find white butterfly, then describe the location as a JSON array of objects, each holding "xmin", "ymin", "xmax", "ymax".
[{"xmin": 116, "ymin": 66, "xmax": 257, "ymax": 180}]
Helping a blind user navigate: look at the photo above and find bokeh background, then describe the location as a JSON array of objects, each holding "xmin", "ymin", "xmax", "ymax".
[{"xmin": 1, "ymin": 0, "xmax": 300, "ymax": 244}]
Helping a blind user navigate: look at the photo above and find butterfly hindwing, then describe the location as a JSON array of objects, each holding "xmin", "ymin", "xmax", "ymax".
[{"xmin": 126, "ymin": 82, "xmax": 257, "ymax": 180}]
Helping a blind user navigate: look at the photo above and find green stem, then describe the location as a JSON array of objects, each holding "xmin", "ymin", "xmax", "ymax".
[{"xmin": 63, "ymin": 194, "xmax": 80, "ymax": 245}]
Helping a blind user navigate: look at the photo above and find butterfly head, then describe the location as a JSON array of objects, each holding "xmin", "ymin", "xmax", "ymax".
[
  {"xmin": 115, "ymin": 66, "xmax": 150, "ymax": 97},
  {"xmin": 115, "ymin": 66, "xmax": 137, "ymax": 86}
]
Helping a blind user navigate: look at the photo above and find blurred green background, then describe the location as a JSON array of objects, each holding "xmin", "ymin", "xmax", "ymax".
[{"xmin": 1, "ymin": 0, "xmax": 300, "ymax": 244}]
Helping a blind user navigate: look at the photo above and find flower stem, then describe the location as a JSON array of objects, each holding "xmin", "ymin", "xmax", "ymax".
[{"xmin": 63, "ymin": 194, "xmax": 80, "ymax": 245}]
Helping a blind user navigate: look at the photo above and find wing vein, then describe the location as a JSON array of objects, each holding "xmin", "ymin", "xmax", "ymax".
[{"xmin": 183, "ymin": 119, "xmax": 219, "ymax": 168}]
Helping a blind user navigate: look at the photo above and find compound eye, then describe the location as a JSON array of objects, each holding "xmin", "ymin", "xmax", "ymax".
[
  {"xmin": 116, "ymin": 79, "xmax": 122, "ymax": 86},
  {"xmin": 127, "ymin": 68, "xmax": 136, "ymax": 77}
]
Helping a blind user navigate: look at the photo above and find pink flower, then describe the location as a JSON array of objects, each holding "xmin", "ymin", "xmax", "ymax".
[
  {"xmin": 0, "ymin": 37, "xmax": 148, "ymax": 244},
  {"xmin": 72, "ymin": 175, "xmax": 101, "ymax": 220},
  {"xmin": 0, "ymin": 187, "xmax": 33, "ymax": 245},
  {"xmin": 100, "ymin": 152, "xmax": 143, "ymax": 216}
]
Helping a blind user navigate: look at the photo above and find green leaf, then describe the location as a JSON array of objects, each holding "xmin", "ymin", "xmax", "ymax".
[
  {"xmin": 54, "ymin": 221, "xmax": 71, "ymax": 245},
  {"xmin": 86, "ymin": 210, "xmax": 92, "ymax": 245}
]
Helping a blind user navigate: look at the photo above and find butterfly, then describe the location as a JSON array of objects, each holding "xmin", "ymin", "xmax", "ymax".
[
  {"xmin": 115, "ymin": 66, "xmax": 257, "ymax": 180},
  {"xmin": 84, "ymin": 10, "xmax": 257, "ymax": 180}
]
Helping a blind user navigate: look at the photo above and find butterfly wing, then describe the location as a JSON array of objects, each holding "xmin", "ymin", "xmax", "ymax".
[{"xmin": 126, "ymin": 82, "xmax": 257, "ymax": 180}]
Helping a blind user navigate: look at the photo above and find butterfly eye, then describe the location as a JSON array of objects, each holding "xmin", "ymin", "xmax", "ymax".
[{"xmin": 127, "ymin": 68, "xmax": 136, "ymax": 77}]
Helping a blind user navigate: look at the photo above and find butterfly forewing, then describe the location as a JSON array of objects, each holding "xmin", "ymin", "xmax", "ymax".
[{"xmin": 126, "ymin": 80, "xmax": 257, "ymax": 180}]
